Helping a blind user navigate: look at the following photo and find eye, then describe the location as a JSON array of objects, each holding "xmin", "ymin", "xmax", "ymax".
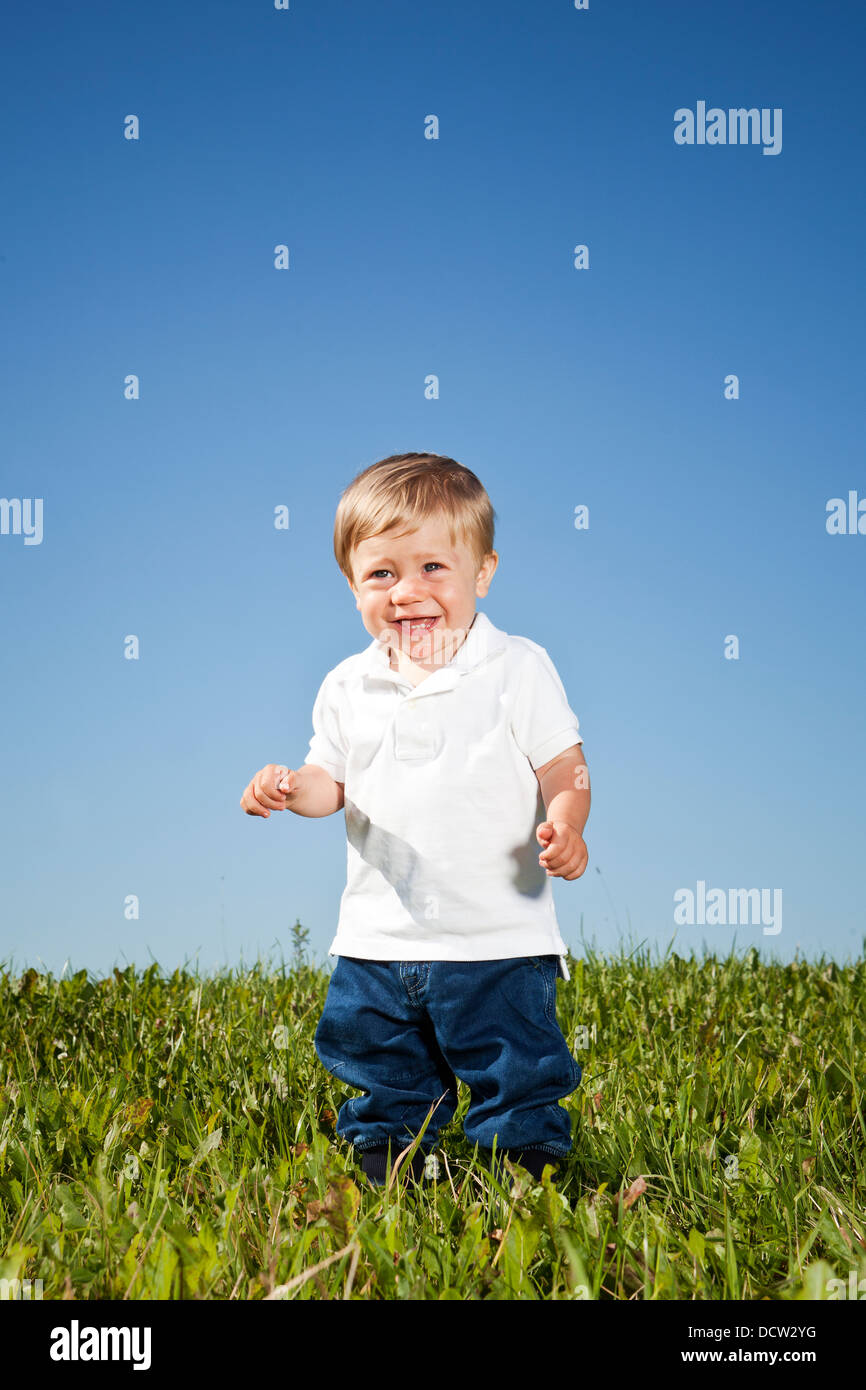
[{"xmin": 367, "ymin": 563, "xmax": 443, "ymax": 580}]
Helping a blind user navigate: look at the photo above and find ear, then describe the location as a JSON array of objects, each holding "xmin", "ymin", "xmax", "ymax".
[{"xmin": 475, "ymin": 550, "xmax": 499, "ymax": 597}]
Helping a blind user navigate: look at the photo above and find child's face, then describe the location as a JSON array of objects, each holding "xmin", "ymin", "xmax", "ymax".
[{"xmin": 347, "ymin": 514, "xmax": 498, "ymax": 666}]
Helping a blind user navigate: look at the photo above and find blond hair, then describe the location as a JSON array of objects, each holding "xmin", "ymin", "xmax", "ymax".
[{"xmin": 334, "ymin": 452, "xmax": 496, "ymax": 584}]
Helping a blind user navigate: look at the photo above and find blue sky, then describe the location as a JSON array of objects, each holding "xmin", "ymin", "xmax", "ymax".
[{"xmin": 2, "ymin": 0, "xmax": 864, "ymax": 978}]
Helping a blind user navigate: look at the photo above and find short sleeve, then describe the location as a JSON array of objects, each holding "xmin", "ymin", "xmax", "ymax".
[
  {"xmin": 509, "ymin": 645, "xmax": 582, "ymax": 771},
  {"xmin": 303, "ymin": 673, "xmax": 348, "ymax": 784}
]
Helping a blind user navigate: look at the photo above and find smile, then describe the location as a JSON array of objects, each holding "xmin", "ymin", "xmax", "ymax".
[{"xmin": 392, "ymin": 616, "xmax": 440, "ymax": 633}]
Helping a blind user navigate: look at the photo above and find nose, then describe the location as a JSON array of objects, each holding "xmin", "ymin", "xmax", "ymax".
[{"xmin": 389, "ymin": 575, "xmax": 427, "ymax": 605}]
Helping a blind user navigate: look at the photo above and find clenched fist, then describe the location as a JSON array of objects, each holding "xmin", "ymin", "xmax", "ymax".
[
  {"xmin": 240, "ymin": 764, "xmax": 297, "ymax": 818},
  {"xmin": 536, "ymin": 820, "xmax": 588, "ymax": 880}
]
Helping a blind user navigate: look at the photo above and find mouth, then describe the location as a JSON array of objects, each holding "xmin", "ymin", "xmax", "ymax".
[{"xmin": 391, "ymin": 616, "xmax": 440, "ymax": 635}]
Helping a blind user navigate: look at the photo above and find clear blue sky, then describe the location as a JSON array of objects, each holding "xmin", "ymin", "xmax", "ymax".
[{"xmin": 2, "ymin": 0, "xmax": 864, "ymax": 978}]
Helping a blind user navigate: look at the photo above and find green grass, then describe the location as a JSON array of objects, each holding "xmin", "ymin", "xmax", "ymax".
[{"xmin": 1, "ymin": 942, "xmax": 863, "ymax": 1299}]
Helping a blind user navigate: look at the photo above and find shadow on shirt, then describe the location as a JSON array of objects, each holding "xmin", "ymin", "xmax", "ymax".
[{"xmin": 343, "ymin": 795, "xmax": 546, "ymax": 926}]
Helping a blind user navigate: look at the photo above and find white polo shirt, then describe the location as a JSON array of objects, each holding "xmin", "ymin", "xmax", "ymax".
[{"xmin": 302, "ymin": 610, "xmax": 583, "ymax": 980}]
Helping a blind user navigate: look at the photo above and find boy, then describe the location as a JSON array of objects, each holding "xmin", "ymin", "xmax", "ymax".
[{"xmin": 240, "ymin": 453, "xmax": 590, "ymax": 1187}]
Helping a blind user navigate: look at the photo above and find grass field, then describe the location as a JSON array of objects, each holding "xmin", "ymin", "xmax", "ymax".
[{"xmin": 1, "ymin": 937, "xmax": 864, "ymax": 1300}]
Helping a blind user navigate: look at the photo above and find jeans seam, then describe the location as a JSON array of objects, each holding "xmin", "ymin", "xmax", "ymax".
[
  {"xmin": 543, "ymin": 959, "xmax": 554, "ymax": 1024},
  {"xmin": 526, "ymin": 956, "xmax": 554, "ymax": 1023}
]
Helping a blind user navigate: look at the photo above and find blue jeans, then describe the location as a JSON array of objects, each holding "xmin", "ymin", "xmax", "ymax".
[{"xmin": 314, "ymin": 955, "xmax": 582, "ymax": 1161}]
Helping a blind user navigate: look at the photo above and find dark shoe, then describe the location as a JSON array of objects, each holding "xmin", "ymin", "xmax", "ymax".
[
  {"xmin": 359, "ymin": 1143, "xmax": 430, "ymax": 1187},
  {"xmin": 484, "ymin": 1147, "xmax": 564, "ymax": 1183}
]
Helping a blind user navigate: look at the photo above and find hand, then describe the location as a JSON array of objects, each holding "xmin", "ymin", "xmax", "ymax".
[
  {"xmin": 536, "ymin": 820, "xmax": 588, "ymax": 880},
  {"xmin": 240, "ymin": 764, "xmax": 297, "ymax": 817}
]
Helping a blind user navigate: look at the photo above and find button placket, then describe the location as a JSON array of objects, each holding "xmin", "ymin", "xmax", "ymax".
[{"xmin": 394, "ymin": 692, "xmax": 437, "ymax": 759}]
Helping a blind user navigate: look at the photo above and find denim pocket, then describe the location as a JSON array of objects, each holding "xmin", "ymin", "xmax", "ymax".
[{"xmin": 526, "ymin": 955, "xmax": 556, "ymax": 1023}]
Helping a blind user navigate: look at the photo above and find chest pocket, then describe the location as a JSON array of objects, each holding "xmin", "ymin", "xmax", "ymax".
[{"xmin": 393, "ymin": 699, "xmax": 439, "ymax": 760}]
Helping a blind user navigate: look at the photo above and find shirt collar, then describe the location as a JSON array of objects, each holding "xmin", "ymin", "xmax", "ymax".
[{"xmin": 360, "ymin": 609, "xmax": 508, "ymax": 694}]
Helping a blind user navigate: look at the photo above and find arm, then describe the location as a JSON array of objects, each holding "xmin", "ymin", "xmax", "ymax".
[
  {"xmin": 536, "ymin": 743, "xmax": 590, "ymax": 835},
  {"xmin": 284, "ymin": 763, "xmax": 345, "ymax": 818},
  {"xmin": 533, "ymin": 743, "xmax": 590, "ymax": 880},
  {"xmin": 240, "ymin": 762, "xmax": 344, "ymax": 819}
]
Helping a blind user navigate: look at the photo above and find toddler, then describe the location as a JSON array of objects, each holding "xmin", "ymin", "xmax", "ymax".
[{"xmin": 240, "ymin": 453, "xmax": 590, "ymax": 1187}]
